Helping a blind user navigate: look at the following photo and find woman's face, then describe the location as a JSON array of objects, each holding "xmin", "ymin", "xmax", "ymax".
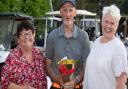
[
  {"xmin": 102, "ymin": 14, "xmax": 118, "ymax": 40},
  {"xmin": 18, "ymin": 29, "xmax": 35, "ymax": 48},
  {"xmin": 60, "ymin": 2, "xmax": 76, "ymax": 26}
]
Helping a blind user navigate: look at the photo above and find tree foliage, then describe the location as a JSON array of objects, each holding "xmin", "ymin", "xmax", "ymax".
[
  {"xmin": 0, "ymin": 0, "xmax": 51, "ymax": 40},
  {"xmin": 120, "ymin": 0, "xmax": 128, "ymax": 15},
  {"xmin": 0, "ymin": 0, "xmax": 127, "ymax": 40},
  {"xmin": 0, "ymin": 0, "xmax": 127, "ymax": 16},
  {"xmin": 0, "ymin": 0, "xmax": 50, "ymax": 17},
  {"xmin": 52, "ymin": 0, "xmax": 128, "ymax": 15}
]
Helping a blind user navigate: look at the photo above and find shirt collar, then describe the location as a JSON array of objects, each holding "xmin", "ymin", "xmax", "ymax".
[{"xmin": 59, "ymin": 24, "xmax": 78, "ymax": 38}]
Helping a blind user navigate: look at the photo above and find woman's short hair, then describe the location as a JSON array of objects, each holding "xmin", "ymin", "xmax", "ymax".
[
  {"xmin": 17, "ymin": 21, "xmax": 35, "ymax": 37},
  {"xmin": 102, "ymin": 4, "xmax": 121, "ymax": 22}
]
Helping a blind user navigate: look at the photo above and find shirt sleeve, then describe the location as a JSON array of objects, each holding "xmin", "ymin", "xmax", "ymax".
[
  {"xmin": 45, "ymin": 34, "xmax": 54, "ymax": 60},
  {"xmin": 1, "ymin": 54, "xmax": 14, "ymax": 89},
  {"xmin": 82, "ymin": 31, "xmax": 90, "ymax": 64},
  {"xmin": 112, "ymin": 45, "xmax": 128, "ymax": 77}
]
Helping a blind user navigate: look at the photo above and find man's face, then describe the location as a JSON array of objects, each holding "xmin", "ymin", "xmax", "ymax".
[
  {"xmin": 102, "ymin": 14, "xmax": 118, "ymax": 39},
  {"xmin": 60, "ymin": 2, "xmax": 77, "ymax": 26}
]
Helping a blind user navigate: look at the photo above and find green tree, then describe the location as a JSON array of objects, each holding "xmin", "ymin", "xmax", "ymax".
[
  {"xmin": 19, "ymin": 0, "xmax": 50, "ymax": 17},
  {"xmin": 120, "ymin": 0, "xmax": 128, "ymax": 15},
  {"xmin": 0, "ymin": 0, "xmax": 22, "ymax": 12},
  {"xmin": 0, "ymin": 0, "xmax": 51, "ymax": 41},
  {"xmin": 0, "ymin": 0, "xmax": 50, "ymax": 17},
  {"xmin": 52, "ymin": 0, "xmax": 128, "ymax": 15}
]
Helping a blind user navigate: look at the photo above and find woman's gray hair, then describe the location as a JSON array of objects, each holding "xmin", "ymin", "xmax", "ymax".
[{"xmin": 102, "ymin": 4, "xmax": 121, "ymax": 22}]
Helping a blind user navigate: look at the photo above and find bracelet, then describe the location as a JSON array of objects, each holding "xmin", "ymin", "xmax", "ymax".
[{"xmin": 75, "ymin": 76, "xmax": 80, "ymax": 84}]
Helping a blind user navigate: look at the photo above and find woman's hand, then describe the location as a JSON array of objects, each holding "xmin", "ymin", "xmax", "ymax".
[
  {"xmin": 25, "ymin": 86, "xmax": 36, "ymax": 89},
  {"xmin": 8, "ymin": 83, "xmax": 35, "ymax": 89}
]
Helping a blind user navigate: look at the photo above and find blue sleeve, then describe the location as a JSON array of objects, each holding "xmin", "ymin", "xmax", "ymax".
[{"xmin": 45, "ymin": 33, "xmax": 54, "ymax": 60}]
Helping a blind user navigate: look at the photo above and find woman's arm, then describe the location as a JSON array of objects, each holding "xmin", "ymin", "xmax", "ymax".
[{"xmin": 116, "ymin": 72, "xmax": 127, "ymax": 89}]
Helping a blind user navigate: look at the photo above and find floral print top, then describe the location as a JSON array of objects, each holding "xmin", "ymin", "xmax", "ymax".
[{"xmin": 1, "ymin": 47, "xmax": 47, "ymax": 89}]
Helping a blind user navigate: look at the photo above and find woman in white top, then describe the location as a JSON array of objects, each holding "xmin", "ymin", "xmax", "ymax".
[{"xmin": 84, "ymin": 5, "xmax": 128, "ymax": 89}]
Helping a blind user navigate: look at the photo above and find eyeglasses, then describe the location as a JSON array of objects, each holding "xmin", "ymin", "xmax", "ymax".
[{"xmin": 20, "ymin": 32, "xmax": 33, "ymax": 37}]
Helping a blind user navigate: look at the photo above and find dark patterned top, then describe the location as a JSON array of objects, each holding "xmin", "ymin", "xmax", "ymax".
[{"xmin": 1, "ymin": 47, "xmax": 47, "ymax": 89}]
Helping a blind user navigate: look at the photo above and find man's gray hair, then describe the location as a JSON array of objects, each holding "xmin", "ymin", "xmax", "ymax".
[{"xmin": 102, "ymin": 4, "xmax": 121, "ymax": 22}]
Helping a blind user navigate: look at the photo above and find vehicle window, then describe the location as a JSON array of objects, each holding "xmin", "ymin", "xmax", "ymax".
[{"xmin": 0, "ymin": 19, "xmax": 12, "ymax": 50}]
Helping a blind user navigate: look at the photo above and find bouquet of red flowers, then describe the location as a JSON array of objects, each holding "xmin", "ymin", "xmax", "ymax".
[{"xmin": 56, "ymin": 57, "xmax": 79, "ymax": 82}]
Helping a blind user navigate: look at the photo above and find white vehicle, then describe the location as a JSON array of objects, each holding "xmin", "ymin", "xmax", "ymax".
[
  {"xmin": 34, "ymin": 16, "xmax": 62, "ymax": 51},
  {"xmin": 80, "ymin": 18, "xmax": 101, "ymax": 41},
  {"xmin": 46, "ymin": 10, "xmax": 96, "ymax": 16},
  {"xmin": 43, "ymin": 17, "xmax": 62, "ymax": 49}
]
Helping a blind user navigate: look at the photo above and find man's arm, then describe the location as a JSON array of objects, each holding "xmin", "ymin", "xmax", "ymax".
[
  {"xmin": 77, "ymin": 63, "xmax": 86, "ymax": 83},
  {"xmin": 46, "ymin": 58, "xmax": 64, "ymax": 85},
  {"xmin": 45, "ymin": 32, "xmax": 64, "ymax": 84}
]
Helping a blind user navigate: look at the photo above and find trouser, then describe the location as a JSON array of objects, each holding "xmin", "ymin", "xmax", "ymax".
[{"xmin": 50, "ymin": 82, "xmax": 83, "ymax": 89}]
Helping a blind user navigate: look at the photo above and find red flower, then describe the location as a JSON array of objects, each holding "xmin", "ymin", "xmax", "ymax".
[
  {"xmin": 67, "ymin": 68, "xmax": 75, "ymax": 74},
  {"xmin": 59, "ymin": 64, "xmax": 67, "ymax": 76},
  {"xmin": 59, "ymin": 64, "xmax": 75, "ymax": 76}
]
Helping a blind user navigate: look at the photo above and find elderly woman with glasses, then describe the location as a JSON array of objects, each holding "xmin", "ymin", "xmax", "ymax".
[{"xmin": 1, "ymin": 21, "xmax": 47, "ymax": 89}]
